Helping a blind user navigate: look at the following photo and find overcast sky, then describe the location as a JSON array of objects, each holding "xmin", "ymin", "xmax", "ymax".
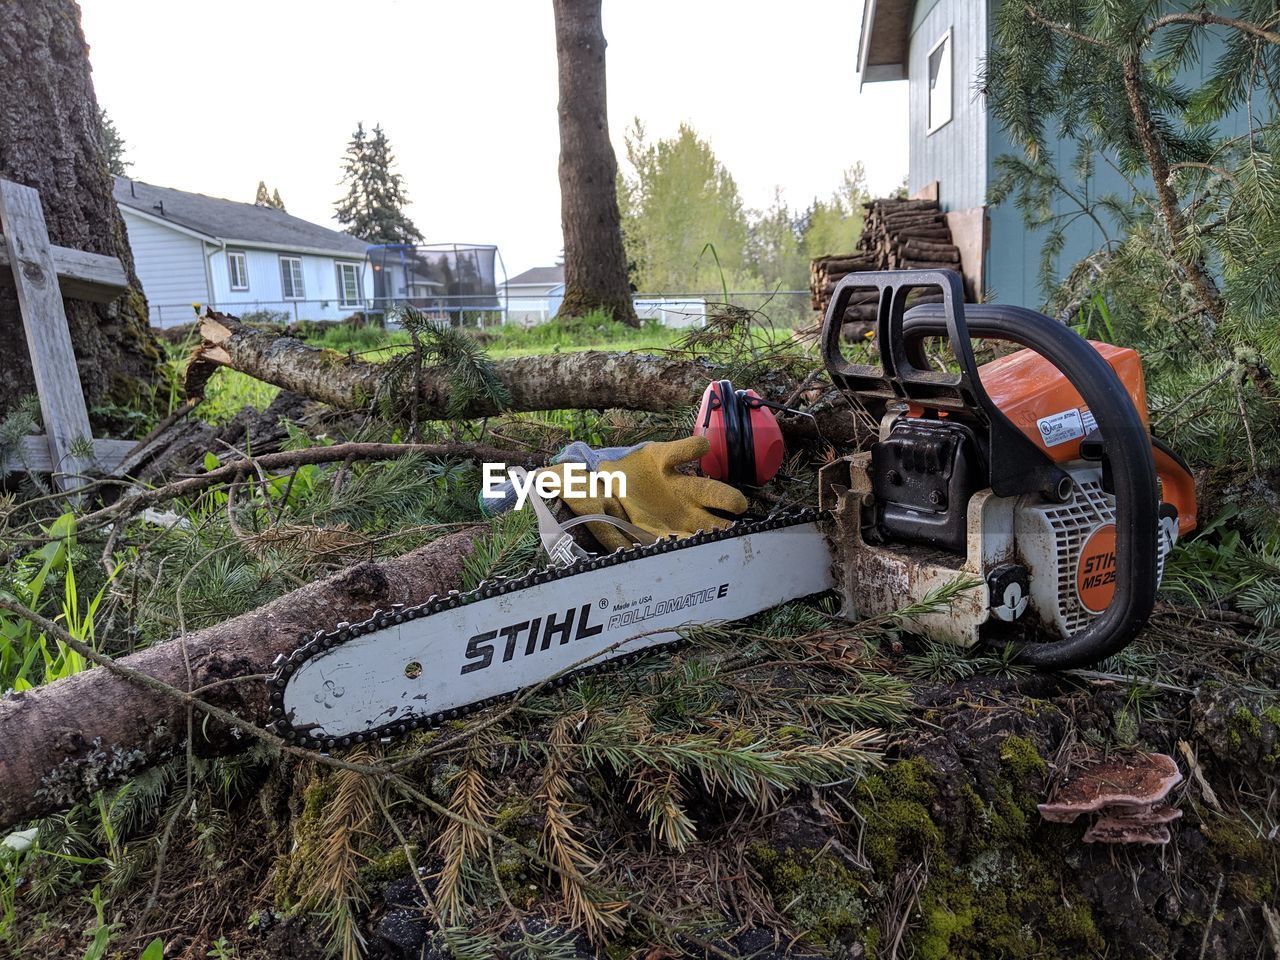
[{"xmin": 79, "ymin": 0, "xmax": 908, "ymax": 278}]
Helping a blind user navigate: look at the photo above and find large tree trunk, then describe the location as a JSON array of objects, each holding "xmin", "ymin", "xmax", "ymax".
[
  {"xmin": 0, "ymin": 529, "xmax": 480, "ymax": 830},
  {"xmin": 0, "ymin": 0, "xmax": 161, "ymax": 420},
  {"xmin": 552, "ymin": 0, "xmax": 638, "ymax": 326},
  {"xmin": 193, "ymin": 312, "xmax": 863, "ymax": 443}
]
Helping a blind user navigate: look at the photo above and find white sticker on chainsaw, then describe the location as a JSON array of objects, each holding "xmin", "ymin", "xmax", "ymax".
[
  {"xmin": 1080, "ymin": 408, "xmax": 1097, "ymax": 434},
  {"xmin": 1036, "ymin": 408, "xmax": 1085, "ymax": 447}
]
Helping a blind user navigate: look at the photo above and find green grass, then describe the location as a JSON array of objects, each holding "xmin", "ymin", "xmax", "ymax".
[
  {"xmin": 478, "ymin": 313, "xmax": 680, "ymax": 357},
  {"xmin": 309, "ymin": 311, "xmax": 683, "ymax": 359},
  {"xmin": 200, "ymin": 371, "xmax": 280, "ymax": 425}
]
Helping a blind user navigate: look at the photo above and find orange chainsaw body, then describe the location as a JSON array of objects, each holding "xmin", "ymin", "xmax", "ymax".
[{"xmin": 910, "ymin": 342, "xmax": 1196, "ymax": 536}]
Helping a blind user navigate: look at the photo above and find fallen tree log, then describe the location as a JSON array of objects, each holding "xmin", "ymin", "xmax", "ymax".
[
  {"xmin": 192, "ymin": 312, "xmax": 863, "ymax": 443},
  {"xmin": 0, "ymin": 528, "xmax": 480, "ymax": 829}
]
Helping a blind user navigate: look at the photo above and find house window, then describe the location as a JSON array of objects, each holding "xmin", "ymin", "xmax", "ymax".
[
  {"xmin": 280, "ymin": 256, "xmax": 305, "ymax": 299},
  {"xmin": 927, "ymin": 29, "xmax": 953, "ymax": 133},
  {"xmin": 335, "ymin": 262, "xmax": 361, "ymax": 307},
  {"xmin": 227, "ymin": 251, "xmax": 249, "ymax": 291}
]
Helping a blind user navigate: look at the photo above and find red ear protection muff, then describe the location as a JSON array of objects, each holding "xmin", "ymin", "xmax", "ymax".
[{"xmin": 694, "ymin": 379, "xmax": 786, "ymax": 486}]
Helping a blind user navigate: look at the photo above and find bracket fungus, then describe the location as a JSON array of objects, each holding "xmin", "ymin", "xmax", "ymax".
[{"xmin": 1038, "ymin": 752, "xmax": 1183, "ymax": 845}]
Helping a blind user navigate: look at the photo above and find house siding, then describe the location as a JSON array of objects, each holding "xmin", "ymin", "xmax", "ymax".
[
  {"xmin": 907, "ymin": 0, "xmax": 986, "ymax": 211},
  {"xmin": 503, "ymin": 282, "xmax": 561, "ymax": 324},
  {"xmin": 203, "ymin": 248, "xmax": 369, "ymax": 322},
  {"xmin": 889, "ymin": 0, "xmax": 1265, "ymax": 307},
  {"xmin": 119, "ymin": 210, "xmax": 210, "ymax": 324},
  {"xmin": 982, "ymin": 5, "xmax": 1260, "ymax": 306}
]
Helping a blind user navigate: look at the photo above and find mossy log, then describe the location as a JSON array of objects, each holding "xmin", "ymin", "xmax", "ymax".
[
  {"xmin": 0, "ymin": 528, "xmax": 480, "ymax": 830},
  {"xmin": 191, "ymin": 312, "xmax": 862, "ymax": 444}
]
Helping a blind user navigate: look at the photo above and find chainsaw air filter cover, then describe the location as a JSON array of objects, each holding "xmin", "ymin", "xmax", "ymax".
[
  {"xmin": 870, "ymin": 418, "xmax": 984, "ymax": 553},
  {"xmin": 1014, "ymin": 465, "xmax": 1178, "ymax": 640},
  {"xmin": 694, "ymin": 380, "xmax": 785, "ymax": 487}
]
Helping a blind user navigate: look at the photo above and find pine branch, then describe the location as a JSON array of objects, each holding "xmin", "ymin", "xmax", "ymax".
[
  {"xmin": 626, "ymin": 766, "xmax": 696, "ymax": 852},
  {"xmin": 302, "ymin": 746, "xmax": 379, "ymax": 960},
  {"xmin": 538, "ymin": 715, "xmax": 628, "ymax": 939},
  {"xmin": 1147, "ymin": 11, "xmax": 1280, "ymax": 46}
]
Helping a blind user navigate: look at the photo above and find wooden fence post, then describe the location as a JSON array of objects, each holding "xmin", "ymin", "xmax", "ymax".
[{"xmin": 0, "ymin": 178, "xmax": 134, "ymax": 491}]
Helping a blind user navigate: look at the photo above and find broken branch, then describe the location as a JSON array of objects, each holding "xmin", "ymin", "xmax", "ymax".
[{"xmin": 192, "ymin": 312, "xmax": 862, "ymax": 444}]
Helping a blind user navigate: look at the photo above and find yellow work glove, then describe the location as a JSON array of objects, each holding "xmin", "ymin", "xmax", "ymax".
[{"xmin": 544, "ymin": 436, "xmax": 749, "ymax": 552}]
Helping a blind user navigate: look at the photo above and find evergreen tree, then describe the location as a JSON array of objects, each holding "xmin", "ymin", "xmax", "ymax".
[
  {"xmin": 552, "ymin": 0, "xmax": 637, "ymax": 324},
  {"xmin": 800, "ymin": 164, "xmax": 869, "ymax": 260},
  {"xmin": 99, "ymin": 108, "xmax": 130, "ymax": 176},
  {"xmin": 986, "ymin": 0, "xmax": 1280, "ymax": 514},
  {"xmin": 745, "ymin": 189, "xmax": 808, "ymax": 292},
  {"xmin": 254, "ymin": 181, "xmax": 286, "ymax": 210},
  {"xmin": 335, "ymin": 122, "xmax": 422, "ymax": 244},
  {"xmin": 1, "ymin": 6, "xmax": 160, "ymax": 416}
]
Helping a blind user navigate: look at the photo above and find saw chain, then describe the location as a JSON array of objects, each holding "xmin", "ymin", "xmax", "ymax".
[{"xmin": 268, "ymin": 506, "xmax": 829, "ymax": 750}]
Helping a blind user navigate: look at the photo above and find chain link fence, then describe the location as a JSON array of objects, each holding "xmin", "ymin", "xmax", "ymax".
[{"xmin": 149, "ymin": 290, "xmax": 818, "ymax": 330}]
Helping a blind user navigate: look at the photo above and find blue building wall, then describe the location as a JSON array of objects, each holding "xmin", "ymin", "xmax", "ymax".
[
  {"xmin": 899, "ymin": 0, "xmax": 1260, "ymax": 307},
  {"xmin": 981, "ymin": 10, "xmax": 1258, "ymax": 306},
  {"xmin": 983, "ymin": 10, "xmax": 1254, "ymax": 304},
  {"xmin": 982, "ymin": 119, "xmax": 1126, "ymax": 306},
  {"xmin": 906, "ymin": 0, "xmax": 988, "ymax": 211}
]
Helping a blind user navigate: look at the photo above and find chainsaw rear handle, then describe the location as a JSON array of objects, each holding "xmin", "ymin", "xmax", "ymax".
[{"xmin": 901, "ymin": 301, "xmax": 1160, "ymax": 669}]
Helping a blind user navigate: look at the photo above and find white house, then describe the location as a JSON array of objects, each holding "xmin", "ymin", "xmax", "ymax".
[
  {"xmin": 500, "ymin": 265, "xmax": 564, "ymax": 324},
  {"xmin": 498, "ymin": 263, "xmax": 705, "ymax": 327},
  {"xmin": 114, "ymin": 177, "xmax": 372, "ymax": 326}
]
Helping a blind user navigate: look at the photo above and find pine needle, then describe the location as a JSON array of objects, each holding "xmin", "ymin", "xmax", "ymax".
[
  {"xmin": 383, "ymin": 307, "xmax": 510, "ymax": 420},
  {"xmin": 433, "ymin": 760, "xmax": 491, "ymax": 922},
  {"xmin": 538, "ymin": 716, "xmax": 628, "ymax": 940},
  {"xmin": 627, "ymin": 767, "xmax": 697, "ymax": 852},
  {"xmin": 300, "ymin": 747, "xmax": 379, "ymax": 960}
]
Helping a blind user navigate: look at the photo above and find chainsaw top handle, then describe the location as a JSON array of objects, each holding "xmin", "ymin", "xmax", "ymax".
[
  {"xmin": 821, "ymin": 269, "xmax": 1073, "ymax": 501},
  {"xmin": 819, "ymin": 269, "xmax": 1160, "ymax": 670}
]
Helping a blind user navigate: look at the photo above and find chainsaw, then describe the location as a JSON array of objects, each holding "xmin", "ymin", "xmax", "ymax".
[{"xmin": 268, "ymin": 270, "xmax": 1196, "ymax": 750}]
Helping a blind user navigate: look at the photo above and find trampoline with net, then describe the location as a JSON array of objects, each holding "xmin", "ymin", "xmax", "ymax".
[{"xmin": 365, "ymin": 242, "xmax": 505, "ymax": 324}]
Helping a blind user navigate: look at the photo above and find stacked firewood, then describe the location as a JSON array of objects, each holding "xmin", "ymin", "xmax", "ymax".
[
  {"xmin": 861, "ymin": 197, "xmax": 959, "ymax": 271},
  {"xmin": 808, "ymin": 198, "xmax": 961, "ymax": 336},
  {"xmin": 809, "ymin": 253, "xmax": 879, "ymax": 313}
]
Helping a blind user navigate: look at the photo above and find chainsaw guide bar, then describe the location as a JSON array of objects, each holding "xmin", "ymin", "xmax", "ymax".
[{"xmin": 268, "ymin": 508, "xmax": 832, "ymax": 750}]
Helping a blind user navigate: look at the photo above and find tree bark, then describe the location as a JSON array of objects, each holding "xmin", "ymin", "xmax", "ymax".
[
  {"xmin": 0, "ymin": 0, "xmax": 162, "ymax": 419},
  {"xmin": 1119, "ymin": 53, "xmax": 1224, "ymax": 326},
  {"xmin": 193, "ymin": 312, "xmax": 863, "ymax": 443},
  {"xmin": 0, "ymin": 528, "xmax": 481, "ymax": 829},
  {"xmin": 552, "ymin": 0, "xmax": 638, "ymax": 326}
]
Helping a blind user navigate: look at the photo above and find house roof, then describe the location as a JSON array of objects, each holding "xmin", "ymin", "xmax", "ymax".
[
  {"xmin": 113, "ymin": 177, "xmax": 370, "ymax": 257},
  {"xmin": 504, "ymin": 265, "xmax": 563, "ymax": 287},
  {"xmin": 858, "ymin": 0, "xmax": 914, "ymax": 85}
]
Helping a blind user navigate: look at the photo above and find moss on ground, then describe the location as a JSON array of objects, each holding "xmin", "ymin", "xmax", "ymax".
[
  {"xmin": 1000, "ymin": 734, "xmax": 1049, "ymax": 781},
  {"xmin": 271, "ymin": 775, "xmax": 334, "ymax": 906},
  {"xmin": 358, "ymin": 847, "xmax": 412, "ymax": 887},
  {"xmin": 854, "ymin": 758, "xmax": 941, "ymax": 878},
  {"xmin": 814, "ymin": 738, "xmax": 1104, "ymax": 959},
  {"xmin": 1202, "ymin": 817, "xmax": 1277, "ymax": 904},
  {"xmin": 750, "ymin": 846, "xmax": 870, "ymax": 949}
]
